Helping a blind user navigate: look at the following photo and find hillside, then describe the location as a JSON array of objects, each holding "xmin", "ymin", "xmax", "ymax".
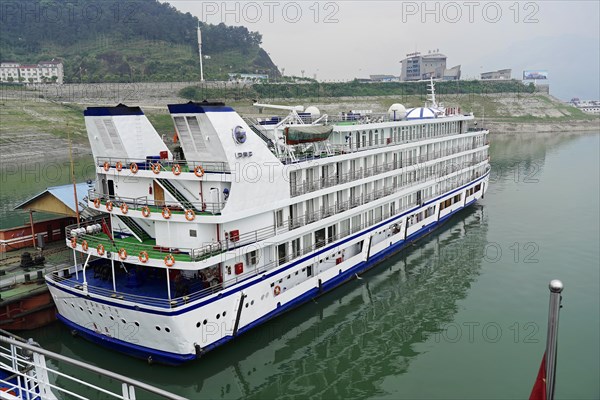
[{"xmin": 0, "ymin": 0, "xmax": 279, "ymax": 82}]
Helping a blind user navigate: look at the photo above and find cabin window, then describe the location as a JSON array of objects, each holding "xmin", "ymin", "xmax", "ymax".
[
  {"xmin": 247, "ymin": 250, "xmax": 258, "ymax": 265},
  {"xmin": 315, "ymin": 228, "xmax": 326, "ymax": 248},
  {"xmin": 276, "ymin": 209, "xmax": 284, "ymax": 227},
  {"xmin": 189, "ymin": 230, "xmax": 197, "ymax": 237}
]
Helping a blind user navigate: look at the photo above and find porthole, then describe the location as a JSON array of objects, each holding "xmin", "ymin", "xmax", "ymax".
[
  {"xmin": 216, "ymin": 314, "xmax": 220, "ymax": 319},
  {"xmin": 223, "ymin": 311, "xmax": 226, "ymax": 317},
  {"xmin": 196, "ymin": 322, "xmax": 201, "ymax": 328},
  {"xmin": 121, "ymin": 318, "xmax": 126, "ymax": 324},
  {"xmin": 295, "ymin": 271, "xmax": 299, "ymax": 275},
  {"xmin": 63, "ymin": 300, "xmax": 67, "ymax": 304},
  {"xmin": 287, "ymin": 275, "xmax": 290, "ymax": 280},
  {"xmin": 156, "ymin": 326, "xmax": 161, "ymax": 331},
  {"xmin": 71, "ymin": 303, "xmax": 75, "ymax": 308},
  {"xmin": 134, "ymin": 321, "xmax": 140, "ymax": 327},
  {"xmin": 109, "ymin": 315, "xmax": 114, "ymax": 321},
  {"xmin": 99, "ymin": 312, "xmax": 103, "ymax": 317},
  {"xmin": 79, "ymin": 306, "xmax": 83, "ymax": 311},
  {"xmin": 203, "ymin": 319, "xmax": 208, "ymax": 325},
  {"xmin": 245, "ymin": 303, "xmax": 249, "ymax": 308},
  {"xmin": 165, "ymin": 327, "xmax": 171, "ymax": 333},
  {"xmin": 88, "ymin": 309, "xmax": 92, "ymax": 315},
  {"xmin": 251, "ymin": 300, "xmax": 255, "ymax": 306}
]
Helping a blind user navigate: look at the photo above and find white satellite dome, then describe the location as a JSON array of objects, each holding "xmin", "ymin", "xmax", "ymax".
[
  {"xmin": 405, "ymin": 107, "xmax": 437, "ymax": 120},
  {"xmin": 305, "ymin": 106, "xmax": 321, "ymax": 117},
  {"xmin": 388, "ymin": 103, "xmax": 406, "ymax": 120}
]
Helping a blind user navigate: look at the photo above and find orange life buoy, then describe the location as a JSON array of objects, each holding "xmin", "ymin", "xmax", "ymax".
[
  {"xmin": 141, "ymin": 206, "xmax": 151, "ymax": 217},
  {"xmin": 172, "ymin": 164, "xmax": 182, "ymax": 175},
  {"xmin": 93, "ymin": 198, "xmax": 101, "ymax": 208},
  {"xmin": 106, "ymin": 201, "xmax": 113, "ymax": 212},
  {"xmin": 151, "ymin": 163, "xmax": 161, "ymax": 174},
  {"xmin": 194, "ymin": 166, "xmax": 205, "ymax": 178},
  {"xmin": 162, "ymin": 207, "xmax": 171, "ymax": 219},
  {"xmin": 118, "ymin": 248, "xmax": 127, "ymax": 260},
  {"xmin": 184, "ymin": 209, "xmax": 195, "ymax": 221},
  {"xmin": 103, "ymin": 161, "xmax": 110, "ymax": 171},
  {"xmin": 81, "ymin": 240, "xmax": 89, "ymax": 251},
  {"xmin": 1, "ymin": 388, "xmax": 17, "ymax": 396},
  {"xmin": 164, "ymin": 254, "xmax": 175, "ymax": 267},
  {"xmin": 97, "ymin": 244, "xmax": 105, "ymax": 256},
  {"xmin": 274, "ymin": 286, "xmax": 281, "ymax": 296},
  {"xmin": 70, "ymin": 237, "xmax": 77, "ymax": 248},
  {"xmin": 120, "ymin": 203, "xmax": 129, "ymax": 214},
  {"xmin": 130, "ymin": 163, "xmax": 138, "ymax": 174},
  {"xmin": 116, "ymin": 161, "xmax": 123, "ymax": 172},
  {"xmin": 139, "ymin": 251, "xmax": 149, "ymax": 263}
]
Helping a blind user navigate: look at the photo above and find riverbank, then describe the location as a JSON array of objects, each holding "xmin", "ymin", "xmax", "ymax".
[{"xmin": 0, "ymin": 91, "xmax": 597, "ymax": 164}]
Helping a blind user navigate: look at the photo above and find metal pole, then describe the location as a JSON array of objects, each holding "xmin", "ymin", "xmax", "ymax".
[{"xmin": 545, "ymin": 279, "xmax": 563, "ymax": 400}]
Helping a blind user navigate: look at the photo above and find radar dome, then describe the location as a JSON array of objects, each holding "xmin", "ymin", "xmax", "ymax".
[
  {"xmin": 305, "ymin": 106, "xmax": 321, "ymax": 117},
  {"xmin": 388, "ymin": 104, "xmax": 406, "ymax": 120}
]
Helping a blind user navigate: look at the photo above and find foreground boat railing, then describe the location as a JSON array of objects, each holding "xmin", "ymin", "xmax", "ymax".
[{"xmin": 0, "ymin": 331, "xmax": 187, "ymax": 400}]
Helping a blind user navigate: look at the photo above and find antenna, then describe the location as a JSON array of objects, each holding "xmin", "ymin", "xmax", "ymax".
[
  {"xmin": 427, "ymin": 77, "xmax": 438, "ymax": 108},
  {"xmin": 197, "ymin": 21, "xmax": 204, "ymax": 82}
]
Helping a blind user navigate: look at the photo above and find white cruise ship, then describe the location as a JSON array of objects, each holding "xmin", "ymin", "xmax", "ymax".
[{"xmin": 45, "ymin": 82, "xmax": 490, "ymax": 365}]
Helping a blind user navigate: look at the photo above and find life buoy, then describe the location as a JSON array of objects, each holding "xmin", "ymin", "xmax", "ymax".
[
  {"xmin": 70, "ymin": 237, "xmax": 77, "ymax": 248},
  {"xmin": 184, "ymin": 209, "xmax": 195, "ymax": 221},
  {"xmin": 106, "ymin": 201, "xmax": 113, "ymax": 212},
  {"xmin": 151, "ymin": 163, "xmax": 161, "ymax": 174},
  {"xmin": 141, "ymin": 206, "xmax": 151, "ymax": 217},
  {"xmin": 97, "ymin": 244, "xmax": 105, "ymax": 256},
  {"xmin": 116, "ymin": 161, "xmax": 123, "ymax": 172},
  {"xmin": 120, "ymin": 203, "xmax": 129, "ymax": 214},
  {"xmin": 172, "ymin": 164, "xmax": 182, "ymax": 175},
  {"xmin": 273, "ymin": 286, "xmax": 281, "ymax": 296},
  {"xmin": 194, "ymin": 166, "xmax": 205, "ymax": 178},
  {"xmin": 118, "ymin": 248, "xmax": 127, "ymax": 260},
  {"xmin": 103, "ymin": 161, "xmax": 110, "ymax": 171},
  {"xmin": 1, "ymin": 388, "xmax": 17, "ymax": 396},
  {"xmin": 164, "ymin": 254, "xmax": 175, "ymax": 267},
  {"xmin": 93, "ymin": 198, "xmax": 101, "ymax": 208},
  {"xmin": 162, "ymin": 207, "xmax": 171, "ymax": 219},
  {"xmin": 139, "ymin": 251, "xmax": 149, "ymax": 263},
  {"xmin": 130, "ymin": 163, "xmax": 138, "ymax": 174},
  {"xmin": 81, "ymin": 240, "xmax": 89, "ymax": 251}
]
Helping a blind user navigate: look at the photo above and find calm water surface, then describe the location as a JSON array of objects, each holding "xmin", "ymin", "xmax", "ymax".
[{"xmin": 15, "ymin": 132, "xmax": 600, "ymax": 399}]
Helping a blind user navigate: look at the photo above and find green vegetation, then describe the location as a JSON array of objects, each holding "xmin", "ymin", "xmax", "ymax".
[
  {"xmin": 180, "ymin": 79, "xmax": 536, "ymax": 102},
  {"xmin": 0, "ymin": 0, "xmax": 279, "ymax": 82}
]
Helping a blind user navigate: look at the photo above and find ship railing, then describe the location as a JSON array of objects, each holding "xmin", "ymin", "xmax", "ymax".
[
  {"xmin": 96, "ymin": 156, "xmax": 230, "ymax": 174},
  {"xmin": 289, "ymin": 144, "xmax": 484, "ymax": 196},
  {"xmin": 278, "ymin": 127, "xmax": 487, "ymax": 165},
  {"xmin": 70, "ymin": 161, "xmax": 489, "ymax": 265},
  {"xmin": 88, "ymin": 189, "xmax": 226, "ymax": 215},
  {"xmin": 52, "ymin": 166, "xmax": 490, "ymax": 310},
  {"xmin": 0, "ymin": 331, "xmax": 186, "ymax": 400}
]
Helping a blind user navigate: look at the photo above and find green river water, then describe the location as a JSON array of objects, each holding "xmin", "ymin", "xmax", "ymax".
[{"xmin": 3, "ymin": 132, "xmax": 599, "ymax": 399}]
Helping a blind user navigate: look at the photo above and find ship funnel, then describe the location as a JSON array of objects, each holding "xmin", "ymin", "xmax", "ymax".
[{"xmin": 84, "ymin": 104, "xmax": 171, "ymax": 161}]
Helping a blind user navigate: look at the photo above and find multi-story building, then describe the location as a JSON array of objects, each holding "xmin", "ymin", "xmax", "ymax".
[
  {"xmin": 400, "ymin": 51, "xmax": 461, "ymax": 81},
  {"xmin": 481, "ymin": 69, "xmax": 512, "ymax": 80},
  {"xmin": 0, "ymin": 60, "xmax": 64, "ymax": 84}
]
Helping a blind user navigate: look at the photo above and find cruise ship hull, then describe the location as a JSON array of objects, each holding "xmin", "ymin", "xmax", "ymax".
[{"xmin": 47, "ymin": 173, "xmax": 488, "ymax": 365}]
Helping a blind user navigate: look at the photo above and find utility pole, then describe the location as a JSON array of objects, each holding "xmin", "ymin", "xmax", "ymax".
[{"xmin": 198, "ymin": 21, "xmax": 204, "ymax": 82}]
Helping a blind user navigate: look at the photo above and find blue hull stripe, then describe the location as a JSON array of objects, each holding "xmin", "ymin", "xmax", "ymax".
[
  {"xmin": 49, "ymin": 172, "xmax": 488, "ymax": 317},
  {"xmin": 58, "ymin": 199, "xmax": 478, "ymax": 365}
]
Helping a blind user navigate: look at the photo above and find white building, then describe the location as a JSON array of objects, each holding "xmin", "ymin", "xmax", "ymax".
[{"xmin": 0, "ymin": 60, "xmax": 64, "ymax": 84}]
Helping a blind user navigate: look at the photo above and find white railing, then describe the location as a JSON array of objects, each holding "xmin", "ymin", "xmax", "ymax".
[{"xmin": 0, "ymin": 331, "xmax": 186, "ymax": 400}]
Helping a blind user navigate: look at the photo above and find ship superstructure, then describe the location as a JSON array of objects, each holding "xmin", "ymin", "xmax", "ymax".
[{"xmin": 45, "ymin": 83, "xmax": 490, "ymax": 364}]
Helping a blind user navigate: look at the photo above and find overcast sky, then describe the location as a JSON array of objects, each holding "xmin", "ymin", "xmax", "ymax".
[{"xmin": 166, "ymin": 1, "xmax": 599, "ymax": 100}]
